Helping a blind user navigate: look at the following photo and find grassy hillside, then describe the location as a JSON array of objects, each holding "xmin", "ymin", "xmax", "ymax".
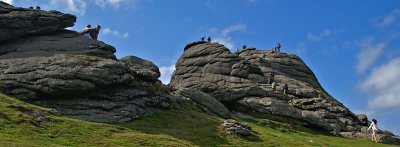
[{"xmin": 0, "ymin": 93, "xmax": 396, "ymax": 147}]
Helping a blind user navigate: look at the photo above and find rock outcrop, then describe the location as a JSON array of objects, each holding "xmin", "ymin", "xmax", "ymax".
[
  {"xmin": 171, "ymin": 42, "xmax": 362, "ymax": 133},
  {"xmin": 0, "ymin": 3, "xmax": 175, "ymax": 123},
  {"xmin": 0, "ymin": 2, "xmax": 76, "ymax": 43},
  {"xmin": 220, "ymin": 119, "xmax": 253, "ymax": 137}
]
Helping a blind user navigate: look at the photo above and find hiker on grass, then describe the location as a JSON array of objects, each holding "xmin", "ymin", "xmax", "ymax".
[
  {"xmin": 367, "ymin": 119, "xmax": 379, "ymax": 143},
  {"xmin": 283, "ymin": 84, "xmax": 288, "ymax": 94},
  {"xmin": 271, "ymin": 81, "xmax": 276, "ymax": 92}
]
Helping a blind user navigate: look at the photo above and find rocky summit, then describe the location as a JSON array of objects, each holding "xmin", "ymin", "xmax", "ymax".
[
  {"xmin": 171, "ymin": 41, "xmax": 364, "ymax": 133},
  {"xmin": 0, "ymin": 2, "xmax": 175, "ymax": 123}
]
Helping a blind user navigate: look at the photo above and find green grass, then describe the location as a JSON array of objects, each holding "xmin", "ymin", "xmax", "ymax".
[{"xmin": 0, "ymin": 93, "xmax": 397, "ymax": 147}]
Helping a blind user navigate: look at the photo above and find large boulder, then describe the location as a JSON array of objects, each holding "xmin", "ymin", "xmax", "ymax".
[
  {"xmin": 0, "ymin": 3, "xmax": 174, "ymax": 123},
  {"xmin": 170, "ymin": 42, "xmax": 362, "ymax": 132},
  {"xmin": 0, "ymin": 2, "xmax": 76, "ymax": 43}
]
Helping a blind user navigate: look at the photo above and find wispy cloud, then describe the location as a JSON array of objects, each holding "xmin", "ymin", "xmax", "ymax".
[
  {"xmin": 159, "ymin": 65, "xmax": 175, "ymax": 84},
  {"xmin": 359, "ymin": 57, "xmax": 400, "ymax": 114},
  {"xmin": 102, "ymin": 28, "xmax": 129, "ymax": 38},
  {"xmin": 243, "ymin": 0, "xmax": 261, "ymax": 5},
  {"xmin": 94, "ymin": 0, "xmax": 137, "ymax": 9},
  {"xmin": 213, "ymin": 24, "xmax": 247, "ymax": 49},
  {"xmin": 307, "ymin": 29, "xmax": 331, "ymax": 41},
  {"xmin": 376, "ymin": 9, "xmax": 400, "ymax": 28},
  {"xmin": 47, "ymin": 0, "xmax": 87, "ymax": 15},
  {"xmin": 1, "ymin": 0, "xmax": 13, "ymax": 4},
  {"xmin": 355, "ymin": 37, "xmax": 385, "ymax": 74}
]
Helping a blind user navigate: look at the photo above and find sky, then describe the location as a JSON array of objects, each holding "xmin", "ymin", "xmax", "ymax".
[{"xmin": 3, "ymin": 0, "xmax": 400, "ymax": 135}]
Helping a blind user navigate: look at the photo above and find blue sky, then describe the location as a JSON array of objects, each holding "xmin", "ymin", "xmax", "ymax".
[{"xmin": 4, "ymin": 0, "xmax": 400, "ymax": 135}]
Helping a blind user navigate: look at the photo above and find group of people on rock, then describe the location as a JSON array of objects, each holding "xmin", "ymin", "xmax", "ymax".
[
  {"xmin": 201, "ymin": 36, "xmax": 212, "ymax": 42},
  {"xmin": 268, "ymin": 72, "xmax": 289, "ymax": 94},
  {"xmin": 28, "ymin": 6, "xmax": 41, "ymax": 10},
  {"xmin": 77, "ymin": 24, "xmax": 102, "ymax": 40}
]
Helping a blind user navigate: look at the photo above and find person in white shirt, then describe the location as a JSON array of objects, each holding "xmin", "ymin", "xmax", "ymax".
[{"xmin": 367, "ymin": 119, "xmax": 379, "ymax": 143}]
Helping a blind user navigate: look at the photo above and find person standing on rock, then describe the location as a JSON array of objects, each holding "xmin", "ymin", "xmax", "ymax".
[
  {"xmin": 275, "ymin": 43, "xmax": 281, "ymax": 52},
  {"xmin": 283, "ymin": 84, "xmax": 288, "ymax": 94},
  {"xmin": 201, "ymin": 37, "xmax": 205, "ymax": 41},
  {"xmin": 207, "ymin": 36, "xmax": 211, "ymax": 42},
  {"xmin": 367, "ymin": 119, "xmax": 379, "ymax": 143},
  {"xmin": 271, "ymin": 81, "xmax": 276, "ymax": 92}
]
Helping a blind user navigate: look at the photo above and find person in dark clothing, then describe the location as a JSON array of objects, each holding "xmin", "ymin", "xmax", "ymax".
[
  {"xmin": 29, "ymin": 6, "xmax": 33, "ymax": 9},
  {"xmin": 201, "ymin": 37, "xmax": 205, "ymax": 41},
  {"xmin": 283, "ymin": 84, "xmax": 288, "ymax": 94},
  {"xmin": 207, "ymin": 36, "xmax": 211, "ymax": 42},
  {"xmin": 36, "ymin": 6, "xmax": 40, "ymax": 10},
  {"xmin": 243, "ymin": 45, "xmax": 247, "ymax": 49},
  {"xmin": 268, "ymin": 72, "xmax": 275, "ymax": 84},
  {"xmin": 275, "ymin": 43, "xmax": 281, "ymax": 52}
]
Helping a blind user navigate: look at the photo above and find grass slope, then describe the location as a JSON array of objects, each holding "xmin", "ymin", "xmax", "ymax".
[{"xmin": 0, "ymin": 93, "xmax": 396, "ymax": 147}]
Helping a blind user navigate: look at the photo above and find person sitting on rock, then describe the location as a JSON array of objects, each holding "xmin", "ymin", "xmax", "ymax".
[
  {"xmin": 367, "ymin": 119, "xmax": 379, "ymax": 143},
  {"xmin": 271, "ymin": 81, "xmax": 276, "ymax": 92},
  {"xmin": 77, "ymin": 24, "xmax": 92, "ymax": 38},
  {"xmin": 283, "ymin": 84, "xmax": 288, "ymax": 94},
  {"xmin": 207, "ymin": 36, "xmax": 211, "ymax": 42},
  {"xmin": 89, "ymin": 25, "xmax": 101, "ymax": 40},
  {"xmin": 77, "ymin": 25, "xmax": 101, "ymax": 40}
]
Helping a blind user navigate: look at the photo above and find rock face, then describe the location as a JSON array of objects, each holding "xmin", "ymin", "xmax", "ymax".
[
  {"xmin": 221, "ymin": 119, "xmax": 253, "ymax": 137},
  {"xmin": 0, "ymin": 2, "xmax": 76, "ymax": 43},
  {"xmin": 0, "ymin": 3, "xmax": 174, "ymax": 123},
  {"xmin": 171, "ymin": 42, "xmax": 362, "ymax": 132}
]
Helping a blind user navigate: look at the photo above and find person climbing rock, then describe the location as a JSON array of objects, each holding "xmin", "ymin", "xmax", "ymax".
[
  {"xmin": 367, "ymin": 119, "xmax": 379, "ymax": 143},
  {"xmin": 271, "ymin": 81, "xmax": 276, "ymax": 92},
  {"xmin": 207, "ymin": 36, "xmax": 211, "ymax": 42},
  {"xmin": 77, "ymin": 24, "xmax": 92, "ymax": 38},
  {"xmin": 283, "ymin": 84, "xmax": 288, "ymax": 94},
  {"xmin": 268, "ymin": 72, "xmax": 275, "ymax": 84}
]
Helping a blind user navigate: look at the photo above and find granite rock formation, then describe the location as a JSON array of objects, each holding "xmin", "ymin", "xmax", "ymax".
[
  {"xmin": 171, "ymin": 41, "xmax": 363, "ymax": 133},
  {"xmin": 0, "ymin": 3, "xmax": 175, "ymax": 123}
]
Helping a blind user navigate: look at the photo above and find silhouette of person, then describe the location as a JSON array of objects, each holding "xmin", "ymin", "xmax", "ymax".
[
  {"xmin": 275, "ymin": 43, "xmax": 281, "ymax": 52},
  {"xmin": 36, "ymin": 6, "xmax": 40, "ymax": 10},
  {"xmin": 207, "ymin": 36, "xmax": 211, "ymax": 43},
  {"xmin": 243, "ymin": 45, "xmax": 247, "ymax": 49},
  {"xmin": 201, "ymin": 37, "xmax": 205, "ymax": 41}
]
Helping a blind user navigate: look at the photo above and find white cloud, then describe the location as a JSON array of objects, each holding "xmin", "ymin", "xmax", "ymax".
[
  {"xmin": 1, "ymin": 0, "xmax": 13, "ymax": 4},
  {"xmin": 212, "ymin": 24, "xmax": 247, "ymax": 49},
  {"xmin": 307, "ymin": 29, "xmax": 331, "ymax": 41},
  {"xmin": 159, "ymin": 65, "xmax": 175, "ymax": 84},
  {"xmin": 222, "ymin": 24, "xmax": 247, "ymax": 37},
  {"xmin": 356, "ymin": 37, "xmax": 385, "ymax": 74},
  {"xmin": 377, "ymin": 9, "xmax": 400, "ymax": 28},
  {"xmin": 94, "ymin": 0, "xmax": 134, "ymax": 9},
  {"xmin": 214, "ymin": 38, "xmax": 234, "ymax": 49},
  {"xmin": 102, "ymin": 28, "xmax": 129, "ymax": 38},
  {"xmin": 48, "ymin": 0, "xmax": 87, "ymax": 15},
  {"xmin": 360, "ymin": 58, "xmax": 400, "ymax": 113}
]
